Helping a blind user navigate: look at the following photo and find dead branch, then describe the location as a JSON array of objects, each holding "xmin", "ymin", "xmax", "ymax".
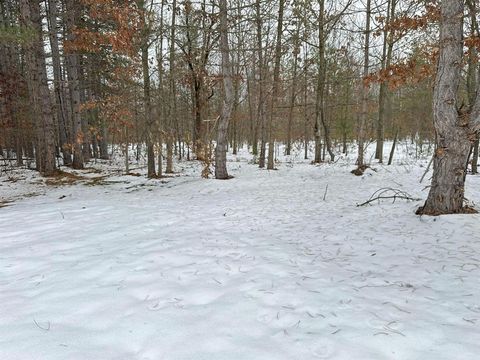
[{"xmin": 357, "ymin": 187, "xmax": 422, "ymax": 207}]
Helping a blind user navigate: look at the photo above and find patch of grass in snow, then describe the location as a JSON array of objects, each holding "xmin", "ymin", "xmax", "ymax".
[{"xmin": 44, "ymin": 170, "xmax": 85, "ymax": 186}]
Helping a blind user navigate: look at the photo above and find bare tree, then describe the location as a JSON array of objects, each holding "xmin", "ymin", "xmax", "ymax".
[
  {"xmin": 266, "ymin": 0, "xmax": 285, "ymax": 170},
  {"xmin": 418, "ymin": 0, "xmax": 478, "ymax": 214},
  {"xmin": 214, "ymin": 0, "xmax": 234, "ymax": 179},
  {"xmin": 19, "ymin": 0, "xmax": 57, "ymax": 175},
  {"xmin": 356, "ymin": 0, "xmax": 371, "ymax": 169}
]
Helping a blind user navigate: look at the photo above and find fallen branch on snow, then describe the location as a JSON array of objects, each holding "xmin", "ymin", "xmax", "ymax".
[{"xmin": 357, "ymin": 188, "xmax": 422, "ymax": 207}]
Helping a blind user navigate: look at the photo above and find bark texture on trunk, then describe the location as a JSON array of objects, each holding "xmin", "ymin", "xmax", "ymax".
[
  {"xmin": 266, "ymin": 0, "xmax": 285, "ymax": 170},
  {"xmin": 46, "ymin": 0, "xmax": 71, "ymax": 166},
  {"xmin": 215, "ymin": 0, "xmax": 234, "ymax": 179},
  {"xmin": 255, "ymin": 0, "xmax": 266, "ymax": 168},
  {"xmin": 65, "ymin": 0, "xmax": 84, "ymax": 169},
  {"xmin": 138, "ymin": 0, "xmax": 156, "ymax": 178},
  {"xmin": 356, "ymin": 0, "xmax": 371, "ymax": 168},
  {"xmin": 418, "ymin": 0, "xmax": 472, "ymax": 215},
  {"xmin": 20, "ymin": 0, "xmax": 57, "ymax": 176},
  {"xmin": 375, "ymin": 0, "xmax": 395, "ymax": 162},
  {"xmin": 313, "ymin": 0, "xmax": 325, "ymax": 164}
]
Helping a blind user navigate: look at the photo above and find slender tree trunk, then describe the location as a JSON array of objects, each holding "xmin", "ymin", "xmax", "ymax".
[
  {"xmin": 356, "ymin": 0, "xmax": 371, "ymax": 168},
  {"xmin": 143, "ymin": 43, "xmax": 156, "ymax": 178},
  {"xmin": 375, "ymin": 0, "xmax": 395, "ymax": 162},
  {"xmin": 387, "ymin": 129, "xmax": 397, "ymax": 165},
  {"xmin": 156, "ymin": 0, "xmax": 166, "ymax": 177},
  {"xmin": 286, "ymin": 18, "xmax": 300, "ymax": 156},
  {"xmin": 46, "ymin": 0, "xmax": 71, "ymax": 166},
  {"xmin": 19, "ymin": 0, "xmax": 57, "ymax": 175},
  {"xmin": 138, "ymin": 0, "xmax": 155, "ymax": 178},
  {"xmin": 266, "ymin": 0, "xmax": 285, "ymax": 170},
  {"xmin": 124, "ymin": 126, "xmax": 129, "ymax": 173},
  {"xmin": 314, "ymin": 0, "xmax": 325, "ymax": 164},
  {"xmin": 65, "ymin": 0, "xmax": 83, "ymax": 169},
  {"xmin": 246, "ymin": 73, "xmax": 257, "ymax": 155},
  {"xmin": 255, "ymin": 0, "xmax": 266, "ymax": 168},
  {"xmin": 79, "ymin": 57, "xmax": 91, "ymax": 162},
  {"xmin": 215, "ymin": 0, "xmax": 234, "ymax": 179},
  {"xmin": 166, "ymin": 0, "xmax": 177, "ymax": 173},
  {"xmin": 466, "ymin": 1, "xmax": 479, "ymax": 175}
]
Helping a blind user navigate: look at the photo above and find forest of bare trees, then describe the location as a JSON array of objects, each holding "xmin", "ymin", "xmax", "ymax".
[
  {"xmin": 3, "ymin": 1, "xmax": 480, "ymax": 357},
  {"xmin": 1, "ymin": 0, "xmax": 480, "ymax": 214}
]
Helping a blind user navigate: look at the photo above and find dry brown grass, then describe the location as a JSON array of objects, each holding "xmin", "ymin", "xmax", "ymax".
[{"xmin": 45, "ymin": 170, "xmax": 84, "ymax": 186}]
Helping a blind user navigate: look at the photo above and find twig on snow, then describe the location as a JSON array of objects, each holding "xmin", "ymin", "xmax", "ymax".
[
  {"xmin": 33, "ymin": 318, "xmax": 50, "ymax": 331},
  {"xmin": 357, "ymin": 187, "xmax": 421, "ymax": 207}
]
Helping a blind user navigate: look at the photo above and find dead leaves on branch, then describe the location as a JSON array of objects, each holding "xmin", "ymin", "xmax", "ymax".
[
  {"xmin": 365, "ymin": 52, "xmax": 437, "ymax": 90},
  {"xmin": 64, "ymin": 0, "xmax": 143, "ymax": 58},
  {"xmin": 374, "ymin": 3, "xmax": 440, "ymax": 40}
]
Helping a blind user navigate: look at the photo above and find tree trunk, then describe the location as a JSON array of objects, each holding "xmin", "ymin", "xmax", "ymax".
[
  {"xmin": 418, "ymin": 0, "xmax": 471, "ymax": 215},
  {"xmin": 286, "ymin": 18, "xmax": 300, "ymax": 156},
  {"xmin": 166, "ymin": 0, "xmax": 177, "ymax": 173},
  {"xmin": 466, "ymin": 1, "xmax": 478, "ymax": 175},
  {"xmin": 356, "ymin": 0, "xmax": 371, "ymax": 168},
  {"xmin": 65, "ymin": 0, "xmax": 84, "ymax": 169},
  {"xmin": 255, "ymin": 0, "xmax": 266, "ymax": 168},
  {"xmin": 215, "ymin": 0, "xmax": 234, "ymax": 179},
  {"xmin": 313, "ymin": 0, "xmax": 325, "ymax": 164},
  {"xmin": 138, "ymin": 0, "xmax": 155, "ymax": 178},
  {"xmin": 266, "ymin": 0, "xmax": 285, "ymax": 170},
  {"xmin": 20, "ymin": 0, "xmax": 57, "ymax": 175},
  {"xmin": 375, "ymin": 0, "xmax": 395, "ymax": 162},
  {"xmin": 46, "ymin": 0, "xmax": 71, "ymax": 166},
  {"xmin": 387, "ymin": 129, "xmax": 397, "ymax": 165}
]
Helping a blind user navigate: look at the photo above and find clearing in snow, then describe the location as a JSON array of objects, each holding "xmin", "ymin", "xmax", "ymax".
[{"xmin": 1, "ymin": 145, "xmax": 480, "ymax": 360}]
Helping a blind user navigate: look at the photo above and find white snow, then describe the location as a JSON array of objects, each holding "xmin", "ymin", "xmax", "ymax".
[{"xmin": 1, "ymin": 143, "xmax": 480, "ymax": 360}]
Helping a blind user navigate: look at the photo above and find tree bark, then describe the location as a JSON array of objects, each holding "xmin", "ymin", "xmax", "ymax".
[
  {"xmin": 418, "ymin": 0, "xmax": 471, "ymax": 215},
  {"xmin": 255, "ymin": 0, "xmax": 266, "ymax": 168},
  {"xmin": 356, "ymin": 0, "xmax": 371, "ymax": 168},
  {"xmin": 286, "ymin": 18, "xmax": 300, "ymax": 156},
  {"xmin": 20, "ymin": 0, "xmax": 57, "ymax": 175},
  {"xmin": 313, "ymin": 0, "xmax": 325, "ymax": 164},
  {"xmin": 166, "ymin": 0, "xmax": 177, "ymax": 174},
  {"xmin": 266, "ymin": 0, "xmax": 285, "ymax": 170},
  {"xmin": 65, "ymin": 0, "xmax": 84, "ymax": 169},
  {"xmin": 375, "ymin": 0, "xmax": 395, "ymax": 162},
  {"xmin": 215, "ymin": 0, "xmax": 234, "ymax": 179},
  {"xmin": 138, "ymin": 0, "xmax": 156, "ymax": 178},
  {"xmin": 46, "ymin": 0, "xmax": 71, "ymax": 166}
]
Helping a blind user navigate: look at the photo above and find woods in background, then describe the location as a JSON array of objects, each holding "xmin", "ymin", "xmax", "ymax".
[{"xmin": 1, "ymin": 0, "xmax": 480, "ymax": 214}]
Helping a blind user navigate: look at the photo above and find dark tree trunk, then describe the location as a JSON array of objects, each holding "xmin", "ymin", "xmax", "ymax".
[
  {"xmin": 20, "ymin": 0, "xmax": 57, "ymax": 175},
  {"xmin": 356, "ymin": 0, "xmax": 371, "ymax": 168},
  {"xmin": 46, "ymin": 0, "xmax": 71, "ymax": 166},
  {"xmin": 266, "ymin": 0, "xmax": 285, "ymax": 170},
  {"xmin": 65, "ymin": 0, "xmax": 84, "ymax": 169}
]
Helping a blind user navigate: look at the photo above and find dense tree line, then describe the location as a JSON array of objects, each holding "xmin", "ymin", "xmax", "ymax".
[{"xmin": 0, "ymin": 0, "xmax": 479, "ymax": 214}]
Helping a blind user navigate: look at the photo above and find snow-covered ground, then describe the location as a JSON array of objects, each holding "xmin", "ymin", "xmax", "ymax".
[{"xmin": 1, "ymin": 142, "xmax": 480, "ymax": 360}]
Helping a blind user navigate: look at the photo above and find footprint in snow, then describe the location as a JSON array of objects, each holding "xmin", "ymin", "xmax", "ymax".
[{"xmin": 309, "ymin": 340, "xmax": 335, "ymax": 358}]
